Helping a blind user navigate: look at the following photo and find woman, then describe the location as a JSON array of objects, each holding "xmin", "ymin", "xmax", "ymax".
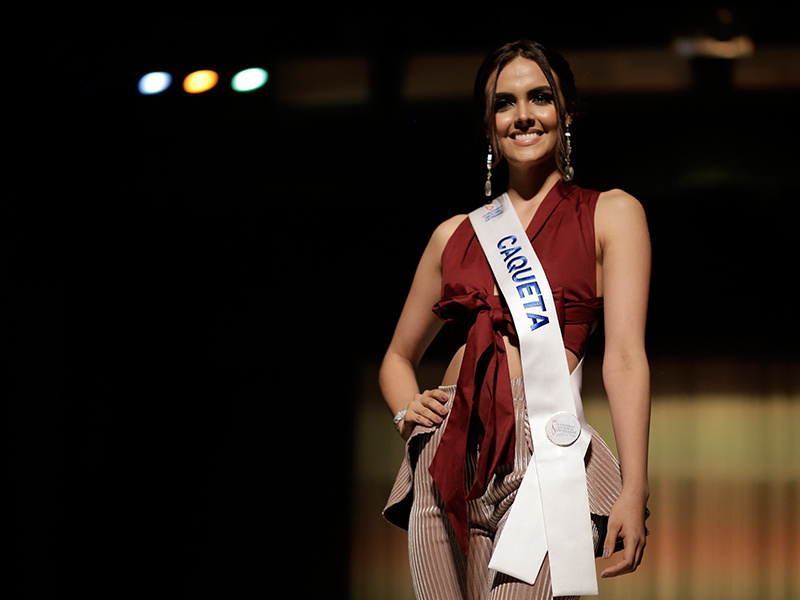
[{"xmin": 380, "ymin": 40, "xmax": 651, "ymax": 599}]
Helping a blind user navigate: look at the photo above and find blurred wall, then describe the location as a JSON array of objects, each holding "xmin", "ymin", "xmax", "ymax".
[{"xmin": 14, "ymin": 7, "xmax": 800, "ymax": 599}]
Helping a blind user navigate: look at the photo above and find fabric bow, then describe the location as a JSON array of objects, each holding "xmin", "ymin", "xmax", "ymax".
[{"xmin": 429, "ymin": 291, "xmax": 518, "ymax": 557}]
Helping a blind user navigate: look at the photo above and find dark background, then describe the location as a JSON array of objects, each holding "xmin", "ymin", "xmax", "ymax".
[{"xmin": 12, "ymin": 5, "xmax": 799, "ymax": 598}]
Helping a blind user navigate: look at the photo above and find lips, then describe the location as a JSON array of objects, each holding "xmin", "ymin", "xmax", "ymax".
[{"xmin": 510, "ymin": 130, "xmax": 543, "ymax": 144}]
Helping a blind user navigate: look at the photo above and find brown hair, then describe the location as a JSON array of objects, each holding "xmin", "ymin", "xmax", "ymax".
[{"xmin": 473, "ymin": 40, "xmax": 579, "ymax": 179}]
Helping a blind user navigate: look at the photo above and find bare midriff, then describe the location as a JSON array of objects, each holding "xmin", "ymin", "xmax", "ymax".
[{"xmin": 440, "ymin": 335, "xmax": 581, "ymax": 386}]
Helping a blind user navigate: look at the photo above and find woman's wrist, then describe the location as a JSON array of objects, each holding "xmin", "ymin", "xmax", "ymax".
[
  {"xmin": 619, "ymin": 479, "xmax": 650, "ymax": 504},
  {"xmin": 393, "ymin": 408, "xmax": 407, "ymax": 433}
]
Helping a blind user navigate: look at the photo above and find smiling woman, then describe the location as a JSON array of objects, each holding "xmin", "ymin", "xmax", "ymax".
[
  {"xmin": 379, "ymin": 39, "xmax": 651, "ymax": 600},
  {"xmin": 478, "ymin": 44, "xmax": 579, "ymax": 191},
  {"xmin": 491, "ymin": 61, "xmax": 563, "ymax": 180}
]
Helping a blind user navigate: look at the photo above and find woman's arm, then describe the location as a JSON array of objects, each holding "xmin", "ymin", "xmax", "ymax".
[
  {"xmin": 595, "ymin": 189, "xmax": 652, "ymax": 578},
  {"xmin": 379, "ymin": 215, "xmax": 466, "ymax": 440}
]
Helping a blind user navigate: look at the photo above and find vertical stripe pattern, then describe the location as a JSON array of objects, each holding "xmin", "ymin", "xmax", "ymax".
[{"xmin": 385, "ymin": 378, "xmax": 622, "ymax": 599}]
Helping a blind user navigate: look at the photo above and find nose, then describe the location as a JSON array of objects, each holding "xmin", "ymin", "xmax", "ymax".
[{"xmin": 514, "ymin": 103, "xmax": 534, "ymax": 127}]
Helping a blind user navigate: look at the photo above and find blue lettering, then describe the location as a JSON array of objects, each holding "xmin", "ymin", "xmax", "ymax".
[
  {"xmin": 511, "ymin": 267, "xmax": 536, "ymax": 283},
  {"xmin": 523, "ymin": 297, "xmax": 546, "ymax": 311},
  {"xmin": 527, "ymin": 313, "xmax": 550, "ymax": 331},
  {"xmin": 500, "ymin": 245, "xmax": 522, "ymax": 263},
  {"xmin": 495, "ymin": 235, "xmax": 549, "ymax": 333},
  {"xmin": 517, "ymin": 280, "xmax": 542, "ymax": 298},
  {"xmin": 506, "ymin": 255, "xmax": 528, "ymax": 273},
  {"xmin": 497, "ymin": 235, "xmax": 517, "ymax": 249}
]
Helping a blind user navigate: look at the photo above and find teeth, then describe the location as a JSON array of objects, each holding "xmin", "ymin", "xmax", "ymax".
[{"xmin": 515, "ymin": 132, "xmax": 542, "ymax": 141}]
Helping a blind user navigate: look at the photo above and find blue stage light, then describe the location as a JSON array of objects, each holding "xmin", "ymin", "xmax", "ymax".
[{"xmin": 138, "ymin": 72, "xmax": 173, "ymax": 95}]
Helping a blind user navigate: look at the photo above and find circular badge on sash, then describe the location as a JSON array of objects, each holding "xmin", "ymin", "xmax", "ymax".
[{"xmin": 545, "ymin": 412, "xmax": 581, "ymax": 446}]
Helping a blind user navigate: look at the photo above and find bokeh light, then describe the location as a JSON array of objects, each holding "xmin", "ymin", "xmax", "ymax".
[
  {"xmin": 231, "ymin": 68, "xmax": 268, "ymax": 92},
  {"xmin": 138, "ymin": 72, "xmax": 172, "ymax": 95},
  {"xmin": 183, "ymin": 70, "xmax": 219, "ymax": 94}
]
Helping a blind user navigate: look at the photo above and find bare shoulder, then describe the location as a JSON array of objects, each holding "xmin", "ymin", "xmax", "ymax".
[
  {"xmin": 428, "ymin": 213, "xmax": 469, "ymax": 255},
  {"xmin": 435, "ymin": 213, "xmax": 469, "ymax": 237},
  {"xmin": 596, "ymin": 189, "xmax": 648, "ymax": 234},
  {"xmin": 597, "ymin": 188, "xmax": 645, "ymax": 216}
]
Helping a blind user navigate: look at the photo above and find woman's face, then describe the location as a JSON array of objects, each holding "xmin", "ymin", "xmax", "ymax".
[{"xmin": 490, "ymin": 56, "xmax": 567, "ymax": 171}]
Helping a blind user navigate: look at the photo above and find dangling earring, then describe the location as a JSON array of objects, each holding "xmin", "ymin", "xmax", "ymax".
[
  {"xmin": 563, "ymin": 127, "xmax": 574, "ymax": 182},
  {"xmin": 484, "ymin": 145, "xmax": 493, "ymax": 197}
]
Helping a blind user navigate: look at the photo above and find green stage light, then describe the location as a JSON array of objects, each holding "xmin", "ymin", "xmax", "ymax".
[{"xmin": 232, "ymin": 68, "xmax": 268, "ymax": 92}]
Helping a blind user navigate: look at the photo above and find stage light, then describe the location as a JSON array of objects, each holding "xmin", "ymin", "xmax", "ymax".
[
  {"xmin": 231, "ymin": 68, "xmax": 268, "ymax": 92},
  {"xmin": 138, "ymin": 71, "xmax": 172, "ymax": 95},
  {"xmin": 183, "ymin": 70, "xmax": 219, "ymax": 94}
]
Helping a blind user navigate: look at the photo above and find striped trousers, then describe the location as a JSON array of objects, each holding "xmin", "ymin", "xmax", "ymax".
[{"xmin": 385, "ymin": 379, "xmax": 622, "ymax": 600}]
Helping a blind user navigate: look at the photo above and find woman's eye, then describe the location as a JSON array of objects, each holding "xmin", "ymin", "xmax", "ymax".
[
  {"xmin": 532, "ymin": 92, "xmax": 554, "ymax": 105},
  {"xmin": 495, "ymin": 98, "xmax": 512, "ymax": 111}
]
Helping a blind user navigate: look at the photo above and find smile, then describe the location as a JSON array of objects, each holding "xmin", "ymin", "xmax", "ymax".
[{"xmin": 511, "ymin": 131, "xmax": 543, "ymax": 143}]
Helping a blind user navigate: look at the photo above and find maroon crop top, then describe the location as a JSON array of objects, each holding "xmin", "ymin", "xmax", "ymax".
[{"xmin": 428, "ymin": 179, "xmax": 604, "ymax": 556}]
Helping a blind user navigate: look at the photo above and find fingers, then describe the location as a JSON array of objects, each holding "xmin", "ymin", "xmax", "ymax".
[
  {"xmin": 601, "ymin": 519, "xmax": 622, "ymax": 562},
  {"xmin": 600, "ymin": 531, "xmax": 646, "ymax": 578},
  {"xmin": 407, "ymin": 389, "xmax": 449, "ymax": 428}
]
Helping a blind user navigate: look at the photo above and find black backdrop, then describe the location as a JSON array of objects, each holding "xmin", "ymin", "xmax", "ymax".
[{"xmin": 13, "ymin": 7, "xmax": 800, "ymax": 598}]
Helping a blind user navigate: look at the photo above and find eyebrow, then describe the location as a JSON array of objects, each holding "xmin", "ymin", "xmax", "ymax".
[{"xmin": 495, "ymin": 85, "xmax": 553, "ymax": 97}]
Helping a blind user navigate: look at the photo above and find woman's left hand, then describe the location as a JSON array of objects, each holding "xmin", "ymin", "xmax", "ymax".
[{"xmin": 600, "ymin": 489, "xmax": 648, "ymax": 578}]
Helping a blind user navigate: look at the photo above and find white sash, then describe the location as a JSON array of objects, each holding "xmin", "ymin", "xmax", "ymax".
[{"xmin": 469, "ymin": 193, "xmax": 598, "ymax": 596}]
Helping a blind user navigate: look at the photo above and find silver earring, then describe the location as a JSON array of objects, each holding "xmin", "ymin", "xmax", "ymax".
[
  {"xmin": 563, "ymin": 128, "xmax": 574, "ymax": 182},
  {"xmin": 484, "ymin": 145, "xmax": 493, "ymax": 197}
]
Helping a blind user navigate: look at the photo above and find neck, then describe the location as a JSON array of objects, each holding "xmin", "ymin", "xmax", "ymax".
[{"xmin": 506, "ymin": 165, "xmax": 562, "ymax": 205}]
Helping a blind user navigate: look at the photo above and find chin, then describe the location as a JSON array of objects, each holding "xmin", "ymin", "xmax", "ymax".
[{"xmin": 505, "ymin": 152, "xmax": 557, "ymax": 170}]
